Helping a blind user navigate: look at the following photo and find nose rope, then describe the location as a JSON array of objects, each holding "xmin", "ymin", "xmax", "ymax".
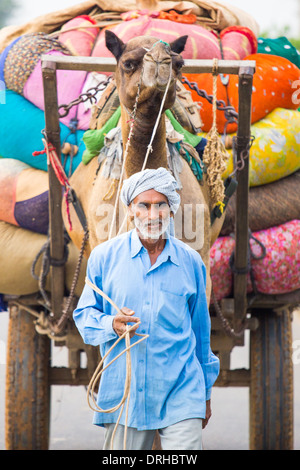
[
  {"xmin": 141, "ymin": 59, "xmax": 173, "ymax": 172},
  {"xmin": 142, "ymin": 39, "xmax": 170, "ymax": 52},
  {"xmin": 85, "ymin": 277, "xmax": 149, "ymax": 450},
  {"xmin": 107, "ymin": 64, "xmax": 144, "ymax": 240},
  {"xmin": 112, "ymin": 50, "xmax": 174, "ymax": 238}
]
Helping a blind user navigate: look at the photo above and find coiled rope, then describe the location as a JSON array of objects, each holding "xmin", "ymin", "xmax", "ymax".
[
  {"xmin": 86, "ymin": 45, "xmax": 173, "ymax": 449},
  {"xmin": 85, "ymin": 277, "xmax": 149, "ymax": 450}
]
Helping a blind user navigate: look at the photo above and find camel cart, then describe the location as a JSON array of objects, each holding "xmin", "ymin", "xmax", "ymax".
[{"xmin": 4, "ymin": 54, "xmax": 298, "ymax": 451}]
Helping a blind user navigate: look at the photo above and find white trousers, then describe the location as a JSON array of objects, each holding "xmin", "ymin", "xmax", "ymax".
[{"xmin": 103, "ymin": 418, "xmax": 203, "ymax": 450}]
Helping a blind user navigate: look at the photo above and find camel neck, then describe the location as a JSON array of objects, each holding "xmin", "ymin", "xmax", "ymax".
[{"xmin": 121, "ymin": 107, "xmax": 168, "ymax": 176}]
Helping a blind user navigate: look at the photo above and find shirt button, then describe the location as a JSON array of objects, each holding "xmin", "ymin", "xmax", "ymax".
[
  {"xmin": 138, "ymin": 388, "xmax": 143, "ymax": 392},
  {"xmin": 145, "ymin": 301, "xmax": 150, "ymax": 305}
]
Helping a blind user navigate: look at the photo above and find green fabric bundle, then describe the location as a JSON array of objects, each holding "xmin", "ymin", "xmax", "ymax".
[
  {"xmin": 82, "ymin": 107, "xmax": 121, "ymax": 164},
  {"xmin": 257, "ymin": 36, "xmax": 300, "ymax": 69},
  {"xmin": 82, "ymin": 107, "xmax": 202, "ymax": 165}
]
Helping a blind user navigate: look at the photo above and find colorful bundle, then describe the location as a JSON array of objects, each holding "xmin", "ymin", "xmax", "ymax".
[
  {"xmin": 221, "ymin": 108, "xmax": 300, "ymax": 187},
  {"xmin": 0, "ymin": 221, "xmax": 86, "ymax": 296},
  {"xmin": 92, "ymin": 15, "xmax": 257, "ymax": 61},
  {"xmin": 0, "ymin": 159, "xmax": 49, "ymax": 234},
  {"xmin": 211, "ymin": 220, "xmax": 300, "ymax": 301},
  {"xmin": 0, "ymin": 90, "xmax": 85, "ymax": 173},
  {"xmin": 58, "ymin": 15, "xmax": 99, "ymax": 56},
  {"xmin": 185, "ymin": 53, "xmax": 300, "ymax": 134}
]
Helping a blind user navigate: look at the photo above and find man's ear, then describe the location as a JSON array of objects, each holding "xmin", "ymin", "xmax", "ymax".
[
  {"xmin": 170, "ymin": 35, "xmax": 188, "ymax": 54},
  {"xmin": 105, "ymin": 30, "xmax": 125, "ymax": 61},
  {"xmin": 127, "ymin": 203, "xmax": 134, "ymax": 217}
]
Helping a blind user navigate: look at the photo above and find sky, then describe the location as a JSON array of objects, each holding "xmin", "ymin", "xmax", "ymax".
[{"xmin": 7, "ymin": 0, "xmax": 300, "ymax": 38}]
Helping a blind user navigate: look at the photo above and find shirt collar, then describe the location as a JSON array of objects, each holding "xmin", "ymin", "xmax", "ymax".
[{"xmin": 130, "ymin": 228, "xmax": 179, "ymax": 266}]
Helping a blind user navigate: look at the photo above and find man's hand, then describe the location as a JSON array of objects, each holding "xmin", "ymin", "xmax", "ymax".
[
  {"xmin": 113, "ymin": 307, "xmax": 140, "ymax": 338},
  {"xmin": 202, "ymin": 399, "xmax": 212, "ymax": 429}
]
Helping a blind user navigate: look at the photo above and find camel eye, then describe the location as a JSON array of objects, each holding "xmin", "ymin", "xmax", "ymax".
[
  {"xmin": 176, "ymin": 60, "xmax": 184, "ymax": 71},
  {"xmin": 123, "ymin": 60, "xmax": 135, "ymax": 71}
]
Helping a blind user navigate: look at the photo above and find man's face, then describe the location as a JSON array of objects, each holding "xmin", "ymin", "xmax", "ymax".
[{"xmin": 129, "ymin": 189, "xmax": 172, "ymax": 240}]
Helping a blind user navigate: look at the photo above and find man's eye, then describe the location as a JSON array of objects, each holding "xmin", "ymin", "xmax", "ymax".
[{"xmin": 137, "ymin": 203, "xmax": 148, "ymax": 210}]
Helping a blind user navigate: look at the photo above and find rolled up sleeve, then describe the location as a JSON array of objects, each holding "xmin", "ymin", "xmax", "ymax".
[
  {"xmin": 73, "ymin": 249, "xmax": 117, "ymax": 346},
  {"xmin": 189, "ymin": 256, "xmax": 220, "ymax": 400}
]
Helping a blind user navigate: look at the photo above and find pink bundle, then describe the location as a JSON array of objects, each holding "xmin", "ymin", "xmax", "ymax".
[
  {"xmin": 58, "ymin": 15, "xmax": 99, "ymax": 56},
  {"xmin": 23, "ymin": 50, "xmax": 90, "ymax": 130},
  {"xmin": 210, "ymin": 220, "xmax": 300, "ymax": 301},
  {"xmin": 92, "ymin": 15, "xmax": 257, "ymax": 61}
]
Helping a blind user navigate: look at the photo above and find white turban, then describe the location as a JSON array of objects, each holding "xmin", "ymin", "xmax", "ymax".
[{"xmin": 120, "ymin": 167, "xmax": 181, "ymax": 214}]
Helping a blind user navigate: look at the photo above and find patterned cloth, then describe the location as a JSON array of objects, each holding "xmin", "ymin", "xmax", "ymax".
[
  {"xmin": 186, "ymin": 53, "xmax": 300, "ymax": 134},
  {"xmin": 4, "ymin": 33, "xmax": 71, "ymax": 94},
  {"xmin": 210, "ymin": 220, "xmax": 300, "ymax": 301},
  {"xmin": 120, "ymin": 167, "xmax": 181, "ymax": 215},
  {"xmin": 221, "ymin": 108, "xmax": 300, "ymax": 187}
]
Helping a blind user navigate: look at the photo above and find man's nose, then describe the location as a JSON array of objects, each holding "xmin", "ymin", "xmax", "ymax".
[{"xmin": 148, "ymin": 204, "xmax": 160, "ymax": 219}]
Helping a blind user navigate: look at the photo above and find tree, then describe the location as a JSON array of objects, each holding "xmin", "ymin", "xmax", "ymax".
[
  {"xmin": 0, "ymin": 0, "xmax": 18, "ymax": 29},
  {"xmin": 260, "ymin": 25, "xmax": 300, "ymax": 53}
]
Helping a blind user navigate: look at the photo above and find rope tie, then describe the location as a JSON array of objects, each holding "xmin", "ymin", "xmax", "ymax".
[
  {"xmin": 33, "ymin": 138, "xmax": 73, "ymax": 231},
  {"xmin": 107, "ymin": 50, "xmax": 173, "ymax": 240},
  {"xmin": 202, "ymin": 58, "xmax": 230, "ymax": 211},
  {"xmin": 107, "ymin": 66, "xmax": 144, "ymax": 240},
  {"xmin": 85, "ymin": 277, "xmax": 148, "ymax": 450}
]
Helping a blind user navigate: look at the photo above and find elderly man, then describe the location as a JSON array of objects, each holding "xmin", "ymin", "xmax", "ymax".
[{"xmin": 73, "ymin": 167, "xmax": 219, "ymax": 450}]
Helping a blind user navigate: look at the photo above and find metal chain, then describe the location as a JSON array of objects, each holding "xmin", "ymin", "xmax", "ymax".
[
  {"xmin": 181, "ymin": 75, "xmax": 238, "ymax": 124},
  {"xmin": 49, "ymin": 229, "xmax": 90, "ymax": 336},
  {"xmin": 229, "ymin": 135, "xmax": 255, "ymax": 178},
  {"xmin": 182, "ymin": 75, "xmax": 256, "ymax": 178},
  {"xmin": 58, "ymin": 75, "xmax": 113, "ymax": 118},
  {"xmin": 212, "ymin": 289, "xmax": 246, "ymax": 339}
]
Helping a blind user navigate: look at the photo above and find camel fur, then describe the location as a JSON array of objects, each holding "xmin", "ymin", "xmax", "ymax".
[{"xmin": 62, "ymin": 31, "xmax": 226, "ymax": 301}]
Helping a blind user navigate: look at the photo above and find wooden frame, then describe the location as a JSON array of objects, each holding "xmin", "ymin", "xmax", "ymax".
[{"xmin": 41, "ymin": 55, "xmax": 256, "ymax": 339}]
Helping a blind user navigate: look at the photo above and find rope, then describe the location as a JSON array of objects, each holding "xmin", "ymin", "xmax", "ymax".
[
  {"xmin": 50, "ymin": 229, "xmax": 89, "ymax": 336},
  {"xmin": 33, "ymin": 138, "xmax": 73, "ymax": 231},
  {"xmin": 202, "ymin": 58, "xmax": 230, "ymax": 211},
  {"xmin": 107, "ymin": 68, "xmax": 144, "ymax": 240},
  {"xmin": 114, "ymin": 59, "xmax": 174, "ymax": 238},
  {"xmin": 85, "ymin": 277, "xmax": 148, "ymax": 450},
  {"xmin": 141, "ymin": 61, "xmax": 173, "ymax": 173},
  {"xmin": 84, "ymin": 46, "xmax": 173, "ymax": 448}
]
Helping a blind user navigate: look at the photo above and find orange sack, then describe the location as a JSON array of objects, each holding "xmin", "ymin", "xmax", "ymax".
[{"xmin": 184, "ymin": 53, "xmax": 300, "ymax": 134}]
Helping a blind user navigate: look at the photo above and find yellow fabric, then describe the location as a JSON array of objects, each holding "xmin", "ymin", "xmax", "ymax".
[{"xmin": 200, "ymin": 108, "xmax": 300, "ymax": 187}]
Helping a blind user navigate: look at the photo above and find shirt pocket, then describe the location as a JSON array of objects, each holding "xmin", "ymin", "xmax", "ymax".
[{"xmin": 155, "ymin": 284, "xmax": 187, "ymax": 330}]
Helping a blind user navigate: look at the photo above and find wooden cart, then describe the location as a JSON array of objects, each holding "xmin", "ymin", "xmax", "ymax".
[{"xmin": 4, "ymin": 55, "xmax": 299, "ymax": 450}]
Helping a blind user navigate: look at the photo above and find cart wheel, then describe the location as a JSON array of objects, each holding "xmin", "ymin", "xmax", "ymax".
[
  {"xmin": 5, "ymin": 306, "xmax": 51, "ymax": 450},
  {"xmin": 249, "ymin": 308, "xmax": 293, "ymax": 450}
]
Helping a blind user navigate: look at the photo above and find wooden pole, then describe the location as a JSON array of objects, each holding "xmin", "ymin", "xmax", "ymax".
[
  {"xmin": 41, "ymin": 54, "xmax": 256, "ymax": 75},
  {"xmin": 42, "ymin": 60, "xmax": 65, "ymax": 321},
  {"xmin": 233, "ymin": 66, "xmax": 254, "ymax": 342},
  {"xmin": 40, "ymin": 54, "xmax": 255, "ymax": 332}
]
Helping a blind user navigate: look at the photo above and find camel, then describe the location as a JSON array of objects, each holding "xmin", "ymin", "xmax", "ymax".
[{"xmin": 62, "ymin": 31, "xmax": 226, "ymax": 301}]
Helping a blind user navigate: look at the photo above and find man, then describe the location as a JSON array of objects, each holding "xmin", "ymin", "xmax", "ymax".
[{"xmin": 73, "ymin": 167, "xmax": 219, "ymax": 450}]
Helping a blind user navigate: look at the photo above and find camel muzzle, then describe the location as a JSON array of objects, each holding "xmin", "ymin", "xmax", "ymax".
[{"xmin": 142, "ymin": 57, "xmax": 173, "ymax": 90}]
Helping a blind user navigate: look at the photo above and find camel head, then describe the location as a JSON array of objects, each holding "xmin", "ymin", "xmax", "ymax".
[{"xmin": 105, "ymin": 30, "xmax": 188, "ymax": 115}]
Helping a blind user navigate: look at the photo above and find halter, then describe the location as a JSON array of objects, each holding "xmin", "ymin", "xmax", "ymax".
[{"xmin": 108, "ymin": 41, "xmax": 174, "ymax": 240}]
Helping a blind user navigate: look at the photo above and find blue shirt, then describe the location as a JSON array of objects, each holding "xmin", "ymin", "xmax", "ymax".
[{"xmin": 73, "ymin": 229, "xmax": 219, "ymax": 430}]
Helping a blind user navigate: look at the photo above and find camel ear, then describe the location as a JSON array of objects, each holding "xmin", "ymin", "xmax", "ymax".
[
  {"xmin": 105, "ymin": 30, "xmax": 125, "ymax": 61},
  {"xmin": 170, "ymin": 35, "xmax": 188, "ymax": 54}
]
